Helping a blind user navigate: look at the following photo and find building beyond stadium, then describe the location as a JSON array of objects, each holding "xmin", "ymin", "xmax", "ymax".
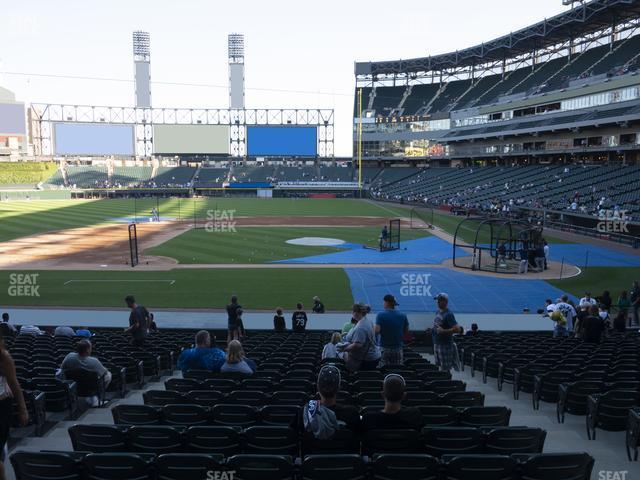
[{"xmin": 354, "ymin": 0, "xmax": 640, "ymax": 165}]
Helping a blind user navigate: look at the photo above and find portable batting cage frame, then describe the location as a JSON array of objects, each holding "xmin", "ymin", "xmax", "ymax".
[
  {"xmin": 381, "ymin": 219, "xmax": 401, "ymax": 252},
  {"xmin": 452, "ymin": 217, "xmax": 543, "ymax": 274},
  {"xmin": 128, "ymin": 223, "xmax": 139, "ymax": 267}
]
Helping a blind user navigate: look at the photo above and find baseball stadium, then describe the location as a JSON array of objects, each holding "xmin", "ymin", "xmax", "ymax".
[{"xmin": 1, "ymin": 1, "xmax": 640, "ymax": 479}]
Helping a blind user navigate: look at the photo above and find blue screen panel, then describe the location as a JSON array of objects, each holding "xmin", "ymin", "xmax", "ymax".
[
  {"xmin": 247, "ymin": 126, "xmax": 317, "ymax": 156},
  {"xmin": 54, "ymin": 123, "xmax": 134, "ymax": 155}
]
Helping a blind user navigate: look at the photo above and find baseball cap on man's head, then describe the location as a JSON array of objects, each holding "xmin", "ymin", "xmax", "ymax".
[
  {"xmin": 317, "ymin": 365, "xmax": 341, "ymax": 397},
  {"xmin": 383, "ymin": 294, "xmax": 399, "ymax": 306},
  {"xmin": 434, "ymin": 293, "xmax": 449, "ymax": 301},
  {"xmin": 352, "ymin": 302, "xmax": 369, "ymax": 315}
]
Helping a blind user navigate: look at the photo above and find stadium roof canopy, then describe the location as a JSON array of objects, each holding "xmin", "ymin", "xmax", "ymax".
[{"xmin": 355, "ymin": 0, "xmax": 640, "ymax": 76}]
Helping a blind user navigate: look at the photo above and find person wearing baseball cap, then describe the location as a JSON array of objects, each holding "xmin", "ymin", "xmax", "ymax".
[
  {"xmin": 303, "ymin": 364, "xmax": 360, "ymax": 433},
  {"xmin": 431, "ymin": 293, "xmax": 461, "ymax": 372},
  {"xmin": 375, "ymin": 294, "xmax": 409, "ymax": 366}
]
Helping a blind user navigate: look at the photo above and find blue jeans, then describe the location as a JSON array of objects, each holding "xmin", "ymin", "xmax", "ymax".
[{"xmin": 554, "ymin": 326, "xmax": 568, "ymax": 337}]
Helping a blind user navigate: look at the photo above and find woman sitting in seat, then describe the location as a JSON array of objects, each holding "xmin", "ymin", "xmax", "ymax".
[{"xmin": 222, "ymin": 340, "xmax": 256, "ymax": 375}]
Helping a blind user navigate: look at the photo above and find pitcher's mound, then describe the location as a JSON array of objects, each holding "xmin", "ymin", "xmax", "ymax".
[{"xmin": 286, "ymin": 237, "xmax": 345, "ymax": 247}]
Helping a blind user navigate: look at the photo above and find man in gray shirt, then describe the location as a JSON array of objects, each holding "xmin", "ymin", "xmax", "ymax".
[{"xmin": 60, "ymin": 340, "xmax": 111, "ymax": 386}]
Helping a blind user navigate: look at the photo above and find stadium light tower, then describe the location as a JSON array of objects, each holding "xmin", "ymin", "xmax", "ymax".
[
  {"xmin": 228, "ymin": 33, "xmax": 245, "ymax": 109},
  {"xmin": 133, "ymin": 31, "xmax": 151, "ymax": 109}
]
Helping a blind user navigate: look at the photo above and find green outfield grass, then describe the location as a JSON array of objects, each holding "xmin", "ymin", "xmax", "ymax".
[
  {"xmin": 0, "ymin": 268, "xmax": 354, "ymax": 310},
  {"xmin": 0, "ymin": 197, "xmax": 408, "ymax": 242},
  {"xmin": 148, "ymin": 226, "xmax": 431, "ymax": 264},
  {"xmin": 547, "ymin": 266, "xmax": 640, "ymax": 299}
]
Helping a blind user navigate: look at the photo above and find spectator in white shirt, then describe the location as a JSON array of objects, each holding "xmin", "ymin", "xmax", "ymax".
[
  {"xmin": 580, "ymin": 292, "xmax": 597, "ymax": 307},
  {"xmin": 555, "ymin": 296, "xmax": 577, "ymax": 332},
  {"xmin": 322, "ymin": 332, "xmax": 343, "ymax": 360}
]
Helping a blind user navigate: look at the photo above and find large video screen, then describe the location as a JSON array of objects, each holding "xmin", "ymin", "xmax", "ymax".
[
  {"xmin": 0, "ymin": 103, "xmax": 26, "ymax": 135},
  {"xmin": 54, "ymin": 123, "xmax": 134, "ymax": 155},
  {"xmin": 153, "ymin": 125, "xmax": 229, "ymax": 154},
  {"xmin": 247, "ymin": 126, "xmax": 317, "ymax": 156}
]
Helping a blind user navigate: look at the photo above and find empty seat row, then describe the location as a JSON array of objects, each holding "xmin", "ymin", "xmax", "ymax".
[
  {"xmin": 69, "ymin": 424, "xmax": 544, "ymax": 457},
  {"xmin": 145, "ymin": 388, "xmax": 482, "ymax": 408},
  {"xmin": 169, "ymin": 375, "xmax": 459, "ymax": 394},
  {"xmin": 10, "ymin": 451, "xmax": 595, "ymax": 480},
  {"xmin": 114, "ymin": 401, "xmax": 501, "ymax": 428}
]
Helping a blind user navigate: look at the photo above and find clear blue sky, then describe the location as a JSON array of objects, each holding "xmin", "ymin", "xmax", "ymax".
[{"xmin": 1, "ymin": 0, "xmax": 568, "ymax": 156}]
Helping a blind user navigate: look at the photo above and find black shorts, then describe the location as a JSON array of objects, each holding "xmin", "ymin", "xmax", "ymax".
[
  {"xmin": 228, "ymin": 322, "xmax": 239, "ymax": 332},
  {"xmin": 0, "ymin": 397, "xmax": 12, "ymax": 455}
]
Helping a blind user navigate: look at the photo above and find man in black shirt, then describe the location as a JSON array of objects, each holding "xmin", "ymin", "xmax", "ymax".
[
  {"xmin": 582, "ymin": 304, "xmax": 605, "ymax": 344},
  {"xmin": 273, "ymin": 308, "xmax": 286, "ymax": 332},
  {"xmin": 361, "ymin": 374, "xmax": 423, "ymax": 431},
  {"xmin": 631, "ymin": 281, "xmax": 640, "ymax": 326},
  {"xmin": 226, "ymin": 295, "xmax": 242, "ymax": 343},
  {"xmin": 312, "ymin": 296, "xmax": 325, "ymax": 314},
  {"xmin": 292, "ymin": 303, "xmax": 308, "ymax": 332},
  {"xmin": 124, "ymin": 295, "xmax": 149, "ymax": 348}
]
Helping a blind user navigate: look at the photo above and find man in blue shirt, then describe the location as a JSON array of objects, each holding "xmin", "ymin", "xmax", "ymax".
[
  {"xmin": 177, "ymin": 330, "xmax": 226, "ymax": 373},
  {"xmin": 432, "ymin": 293, "xmax": 461, "ymax": 372},
  {"xmin": 375, "ymin": 294, "xmax": 409, "ymax": 366}
]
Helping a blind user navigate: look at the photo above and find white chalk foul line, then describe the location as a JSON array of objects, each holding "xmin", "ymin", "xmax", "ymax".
[{"xmin": 64, "ymin": 279, "xmax": 176, "ymax": 286}]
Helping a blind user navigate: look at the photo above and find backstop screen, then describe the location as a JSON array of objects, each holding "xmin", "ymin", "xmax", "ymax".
[
  {"xmin": 153, "ymin": 124, "xmax": 229, "ymax": 155},
  {"xmin": 54, "ymin": 123, "xmax": 134, "ymax": 156},
  {"xmin": 247, "ymin": 126, "xmax": 317, "ymax": 156}
]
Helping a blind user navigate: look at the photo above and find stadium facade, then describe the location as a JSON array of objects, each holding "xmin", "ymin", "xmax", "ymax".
[{"xmin": 354, "ymin": 0, "xmax": 640, "ymax": 165}]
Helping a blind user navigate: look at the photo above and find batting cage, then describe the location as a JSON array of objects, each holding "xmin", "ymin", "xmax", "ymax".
[
  {"xmin": 452, "ymin": 217, "xmax": 543, "ymax": 274},
  {"xmin": 380, "ymin": 219, "xmax": 401, "ymax": 252}
]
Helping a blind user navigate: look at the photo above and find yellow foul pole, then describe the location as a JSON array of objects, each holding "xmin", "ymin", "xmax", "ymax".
[{"xmin": 357, "ymin": 87, "xmax": 363, "ymax": 190}]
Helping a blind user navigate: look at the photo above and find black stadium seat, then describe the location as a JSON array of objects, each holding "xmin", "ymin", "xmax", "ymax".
[
  {"xmin": 126, "ymin": 425, "xmax": 182, "ymax": 454},
  {"xmin": 442, "ymin": 454, "xmax": 519, "ymax": 480},
  {"xmin": 458, "ymin": 407, "xmax": 511, "ymax": 427},
  {"xmin": 362, "ymin": 429, "xmax": 422, "ymax": 455},
  {"xmin": 156, "ymin": 453, "xmax": 224, "ymax": 480},
  {"xmin": 423, "ymin": 427, "xmax": 484, "ymax": 457},
  {"xmin": 371, "ymin": 454, "xmax": 439, "ymax": 480},
  {"xmin": 162, "ymin": 404, "xmax": 209, "ymax": 426},
  {"xmin": 484, "ymin": 427, "xmax": 546, "ymax": 454},
  {"xmin": 81, "ymin": 452, "xmax": 152, "ymax": 480},
  {"xmin": 184, "ymin": 425, "xmax": 242, "ymax": 456},
  {"xmin": 111, "ymin": 404, "xmax": 161, "ymax": 426},
  {"xmin": 11, "ymin": 451, "xmax": 82, "ymax": 480},
  {"xmin": 211, "ymin": 404, "xmax": 258, "ymax": 427},
  {"xmin": 226, "ymin": 454, "xmax": 294, "ymax": 480},
  {"xmin": 302, "ymin": 454, "xmax": 366, "ymax": 480},
  {"xmin": 518, "ymin": 452, "xmax": 594, "ymax": 480},
  {"xmin": 68, "ymin": 424, "xmax": 127, "ymax": 452},
  {"xmin": 243, "ymin": 426, "xmax": 299, "ymax": 456}
]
